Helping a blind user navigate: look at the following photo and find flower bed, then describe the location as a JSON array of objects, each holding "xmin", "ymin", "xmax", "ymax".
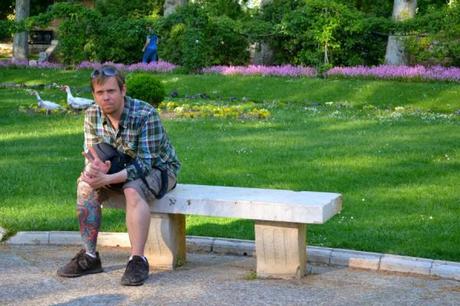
[
  {"xmin": 0, "ymin": 59, "xmax": 63, "ymax": 69},
  {"xmin": 0, "ymin": 59, "xmax": 177, "ymax": 73},
  {"xmin": 159, "ymin": 101, "xmax": 271, "ymax": 120},
  {"xmin": 77, "ymin": 61, "xmax": 177, "ymax": 73},
  {"xmin": 202, "ymin": 64, "xmax": 317, "ymax": 77},
  {"xmin": 1, "ymin": 58, "xmax": 459, "ymax": 83},
  {"xmin": 326, "ymin": 65, "xmax": 460, "ymax": 82}
]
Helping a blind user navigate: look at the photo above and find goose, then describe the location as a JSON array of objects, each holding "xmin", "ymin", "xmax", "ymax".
[
  {"xmin": 32, "ymin": 90, "xmax": 63, "ymax": 113},
  {"xmin": 63, "ymin": 85, "xmax": 94, "ymax": 109}
]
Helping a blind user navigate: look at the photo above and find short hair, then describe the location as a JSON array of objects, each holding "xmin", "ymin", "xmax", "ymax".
[{"xmin": 90, "ymin": 65, "xmax": 125, "ymax": 92}]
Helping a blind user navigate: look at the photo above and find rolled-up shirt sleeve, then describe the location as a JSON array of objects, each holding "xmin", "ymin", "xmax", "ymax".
[
  {"xmin": 83, "ymin": 107, "xmax": 100, "ymax": 166},
  {"xmin": 83, "ymin": 113, "xmax": 98, "ymax": 151}
]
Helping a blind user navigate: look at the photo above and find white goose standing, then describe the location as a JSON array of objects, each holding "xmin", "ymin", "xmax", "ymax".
[
  {"xmin": 33, "ymin": 90, "xmax": 63, "ymax": 113},
  {"xmin": 63, "ymin": 85, "xmax": 94, "ymax": 109}
]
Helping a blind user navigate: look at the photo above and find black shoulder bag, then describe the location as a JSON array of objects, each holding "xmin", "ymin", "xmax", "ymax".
[{"xmin": 92, "ymin": 142, "xmax": 169, "ymax": 199}]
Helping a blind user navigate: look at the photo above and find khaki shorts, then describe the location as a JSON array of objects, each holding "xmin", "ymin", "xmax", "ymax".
[{"xmin": 100, "ymin": 169, "xmax": 177, "ymax": 203}]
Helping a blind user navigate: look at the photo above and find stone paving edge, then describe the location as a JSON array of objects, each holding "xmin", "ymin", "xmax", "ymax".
[{"xmin": 3, "ymin": 231, "xmax": 460, "ymax": 281}]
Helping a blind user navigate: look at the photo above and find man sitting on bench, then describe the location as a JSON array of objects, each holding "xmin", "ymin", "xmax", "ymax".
[{"xmin": 57, "ymin": 65, "xmax": 181, "ymax": 286}]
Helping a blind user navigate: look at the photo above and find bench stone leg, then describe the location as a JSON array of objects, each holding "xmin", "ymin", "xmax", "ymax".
[
  {"xmin": 146, "ymin": 213, "xmax": 186, "ymax": 270},
  {"xmin": 254, "ymin": 221, "xmax": 306, "ymax": 279}
]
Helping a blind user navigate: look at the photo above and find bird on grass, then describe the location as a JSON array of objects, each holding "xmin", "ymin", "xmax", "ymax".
[
  {"xmin": 62, "ymin": 85, "xmax": 94, "ymax": 110},
  {"xmin": 32, "ymin": 90, "xmax": 63, "ymax": 114}
]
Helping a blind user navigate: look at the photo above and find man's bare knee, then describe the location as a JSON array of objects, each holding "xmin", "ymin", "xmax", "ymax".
[{"xmin": 124, "ymin": 187, "xmax": 147, "ymax": 209}]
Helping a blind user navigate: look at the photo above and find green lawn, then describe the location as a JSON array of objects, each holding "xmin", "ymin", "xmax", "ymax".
[
  {"xmin": 1, "ymin": 68, "xmax": 459, "ymax": 112},
  {"xmin": 0, "ymin": 67, "xmax": 459, "ymax": 262}
]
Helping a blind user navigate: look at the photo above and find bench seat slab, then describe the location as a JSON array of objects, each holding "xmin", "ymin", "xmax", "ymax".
[
  {"xmin": 104, "ymin": 184, "xmax": 342, "ymax": 224},
  {"xmin": 255, "ymin": 221, "xmax": 306, "ymax": 279}
]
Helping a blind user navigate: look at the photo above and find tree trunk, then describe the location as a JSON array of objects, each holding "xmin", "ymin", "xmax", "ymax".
[
  {"xmin": 384, "ymin": 0, "xmax": 417, "ymax": 65},
  {"xmin": 163, "ymin": 0, "xmax": 187, "ymax": 17},
  {"xmin": 251, "ymin": 42, "xmax": 274, "ymax": 65},
  {"xmin": 250, "ymin": 0, "xmax": 274, "ymax": 65},
  {"xmin": 13, "ymin": 0, "xmax": 30, "ymax": 62}
]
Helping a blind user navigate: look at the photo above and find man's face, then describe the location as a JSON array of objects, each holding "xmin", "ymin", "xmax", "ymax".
[{"xmin": 92, "ymin": 77, "xmax": 126, "ymax": 116}]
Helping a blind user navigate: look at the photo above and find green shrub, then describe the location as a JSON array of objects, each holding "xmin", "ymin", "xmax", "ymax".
[
  {"xmin": 0, "ymin": 20, "xmax": 14, "ymax": 42},
  {"xmin": 403, "ymin": 4, "xmax": 460, "ymax": 66},
  {"xmin": 26, "ymin": 3, "xmax": 101, "ymax": 64},
  {"xmin": 126, "ymin": 73, "xmax": 165, "ymax": 107},
  {"xmin": 207, "ymin": 16, "xmax": 249, "ymax": 66},
  {"xmin": 95, "ymin": 0, "xmax": 161, "ymax": 18},
  {"xmin": 257, "ymin": 0, "xmax": 389, "ymax": 66},
  {"xmin": 155, "ymin": 3, "xmax": 249, "ymax": 71},
  {"xmin": 26, "ymin": 2, "xmax": 154, "ymax": 65},
  {"xmin": 90, "ymin": 17, "xmax": 149, "ymax": 64}
]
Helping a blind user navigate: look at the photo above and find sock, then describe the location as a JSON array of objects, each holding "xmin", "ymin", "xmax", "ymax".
[
  {"xmin": 86, "ymin": 251, "xmax": 97, "ymax": 258},
  {"xmin": 129, "ymin": 255, "xmax": 147, "ymax": 262}
]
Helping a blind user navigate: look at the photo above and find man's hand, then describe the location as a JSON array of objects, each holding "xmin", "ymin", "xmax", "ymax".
[
  {"xmin": 81, "ymin": 146, "xmax": 112, "ymax": 189},
  {"xmin": 83, "ymin": 146, "xmax": 111, "ymax": 175},
  {"xmin": 80, "ymin": 170, "xmax": 109, "ymax": 189}
]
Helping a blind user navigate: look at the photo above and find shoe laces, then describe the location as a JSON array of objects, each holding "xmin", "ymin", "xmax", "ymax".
[
  {"xmin": 125, "ymin": 257, "xmax": 146, "ymax": 276},
  {"xmin": 70, "ymin": 249, "xmax": 86, "ymax": 262},
  {"xmin": 71, "ymin": 249, "xmax": 92, "ymax": 269}
]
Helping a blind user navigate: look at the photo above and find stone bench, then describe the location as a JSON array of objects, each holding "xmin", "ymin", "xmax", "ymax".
[{"xmin": 104, "ymin": 184, "xmax": 342, "ymax": 279}]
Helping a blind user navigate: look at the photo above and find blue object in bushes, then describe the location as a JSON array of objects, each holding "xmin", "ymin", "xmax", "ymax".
[{"xmin": 142, "ymin": 33, "xmax": 158, "ymax": 63}]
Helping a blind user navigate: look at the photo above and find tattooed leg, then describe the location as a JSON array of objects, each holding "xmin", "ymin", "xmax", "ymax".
[{"xmin": 77, "ymin": 181, "xmax": 102, "ymax": 255}]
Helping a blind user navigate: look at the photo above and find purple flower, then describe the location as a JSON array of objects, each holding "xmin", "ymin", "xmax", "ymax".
[
  {"xmin": 76, "ymin": 61, "xmax": 177, "ymax": 73},
  {"xmin": 326, "ymin": 65, "xmax": 460, "ymax": 82},
  {"xmin": 36, "ymin": 61, "xmax": 63, "ymax": 69},
  {"xmin": 202, "ymin": 65, "xmax": 317, "ymax": 77},
  {"xmin": 76, "ymin": 61, "xmax": 125, "ymax": 71},
  {"xmin": 76, "ymin": 61, "xmax": 101, "ymax": 70},
  {"xmin": 0, "ymin": 59, "xmax": 63, "ymax": 69},
  {"xmin": 125, "ymin": 61, "xmax": 178, "ymax": 73}
]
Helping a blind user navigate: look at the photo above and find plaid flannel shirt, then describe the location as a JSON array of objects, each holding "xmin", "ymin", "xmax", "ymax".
[{"xmin": 83, "ymin": 96, "xmax": 180, "ymax": 181}]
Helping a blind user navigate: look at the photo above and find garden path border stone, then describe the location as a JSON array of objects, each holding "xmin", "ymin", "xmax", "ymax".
[{"xmin": 6, "ymin": 231, "xmax": 460, "ymax": 281}]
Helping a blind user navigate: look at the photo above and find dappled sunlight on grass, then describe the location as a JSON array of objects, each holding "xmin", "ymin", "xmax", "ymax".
[
  {"xmin": 161, "ymin": 76, "xmax": 182, "ymax": 84},
  {"xmin": 310, "ymin": 155, "xmax": 383, "ymax": 170},
  {"xmin": 316, "ymin": 119, "xmax": 375, "ymax": 132},
  {"xmin": 187, "ymin": 216, "xmax": 254, "ymax": 240}
]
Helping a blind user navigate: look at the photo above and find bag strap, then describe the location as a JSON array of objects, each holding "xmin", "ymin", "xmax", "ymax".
[{"xmin": 133, "ymin": 161, "xmax": 170, "ymax": 199}]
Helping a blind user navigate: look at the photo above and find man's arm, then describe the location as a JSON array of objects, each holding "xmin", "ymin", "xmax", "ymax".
[
  {"xmin": 83, "ymin": 108, "xmax": 100, "ymax": 154},
  {"xmin": 81, "ymin": 147, "xmax": 128, "ymax": 189},
  {"xmin": 125, "ymin": 111, "xmax": 163, "ymax": 181},
  {"xmin": 81, "ymin": 109, "xmax": 119, "ymax": 188}
]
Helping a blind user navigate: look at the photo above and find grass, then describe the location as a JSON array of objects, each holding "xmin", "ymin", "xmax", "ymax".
[
  {"xmin": 1, "ymin": 67, "xmax": 459, "ymax": 112},
  {"xmin": 0, "ymin": 67, "xmax": 459, "ymax": 262}
]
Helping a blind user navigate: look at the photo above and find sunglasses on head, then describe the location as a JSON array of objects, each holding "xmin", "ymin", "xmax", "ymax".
[{"xmin": 91, "ymin": 66, "xmax": 118, "ymax": 79}]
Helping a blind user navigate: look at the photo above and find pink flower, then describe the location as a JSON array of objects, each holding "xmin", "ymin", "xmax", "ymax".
[
  {"xmin": 202, "ymin": 65, "xmax": 317, "ymax": 77},
  {"xmin": 76, "ymin": 61, "xmax": 177, "ymax": 73},
  {"xmin": 326, "ymin": 65, "xmax": 460, "ymax": 82}
]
